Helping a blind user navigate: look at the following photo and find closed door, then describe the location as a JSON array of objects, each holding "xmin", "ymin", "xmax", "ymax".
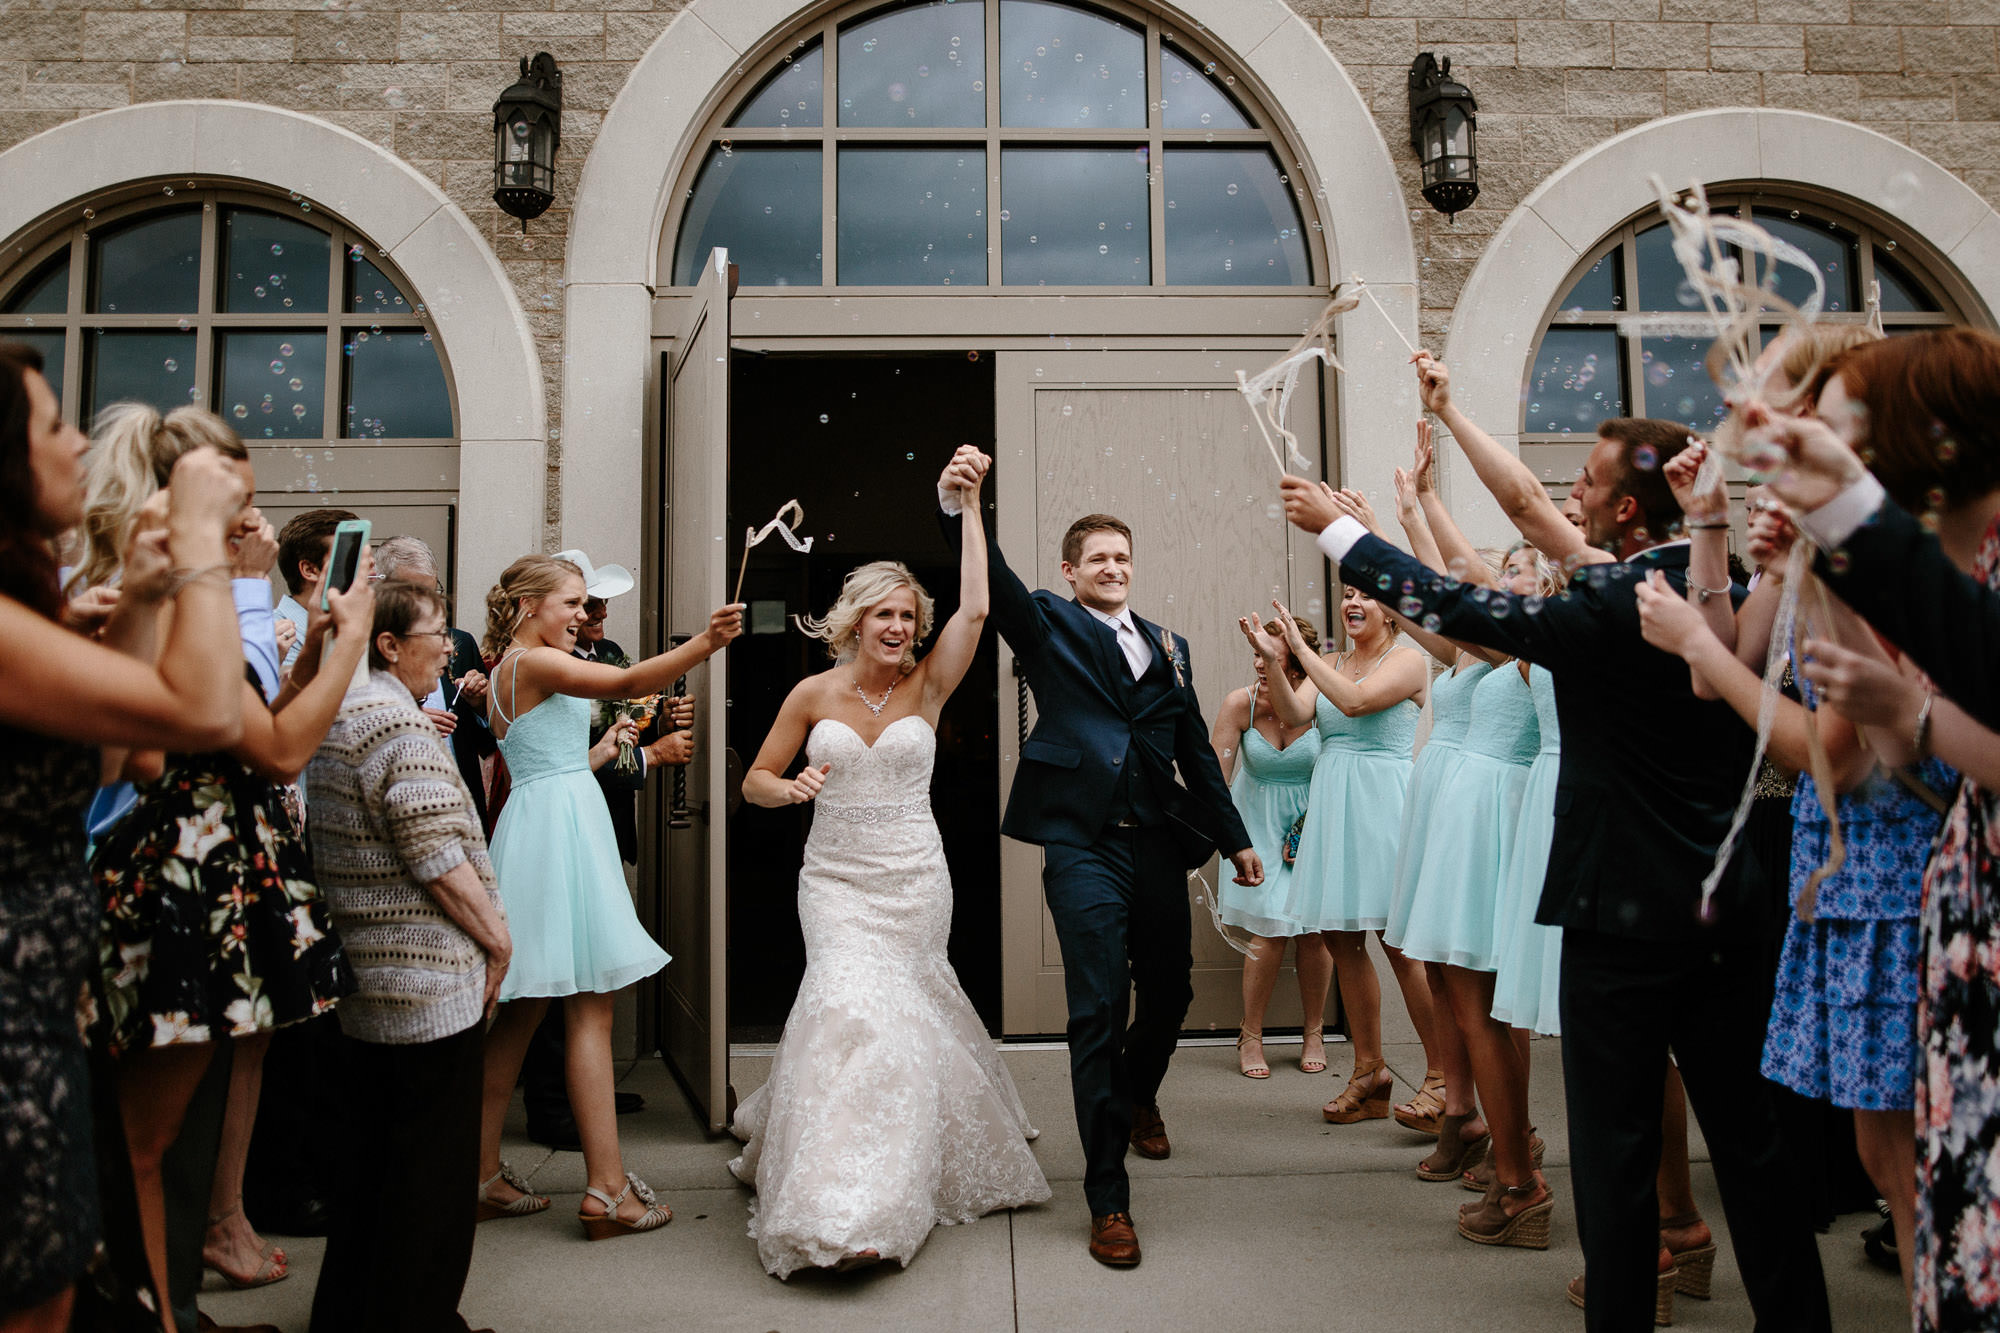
[{"xmin": 992, "ymin": 348, "xmax": 1336, "ymax": 1036}]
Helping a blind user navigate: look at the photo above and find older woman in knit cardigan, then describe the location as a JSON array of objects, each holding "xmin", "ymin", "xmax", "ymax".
[{"xmin": 302, "ymin": 579, "xmax": 512, "ymax": 1333}]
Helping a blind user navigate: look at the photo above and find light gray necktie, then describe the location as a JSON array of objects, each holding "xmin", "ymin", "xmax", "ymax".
[{"xmin": 1114, "ymin": 618, "xmax": 1148, "ymax": 681}]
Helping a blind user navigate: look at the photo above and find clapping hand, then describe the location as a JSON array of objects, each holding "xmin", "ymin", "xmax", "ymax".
[
  {"xmin": 1327, "ymin": 487, "xmax": 1385, "ymax": 540},
  {"xmin": 274, "ymin": 618, "xmax": 298, "ymax": 660},
  {"xmin": 787, "ymin": 762, "xmax": 831, "ymax": 804},
  {"xmin": 1237, "ymin": 615, "xmax": 1286, "ymax": 665},
  {"xmin": 1269, "ymin": 599, "xmax": 1312, "ymax": 658},
  {"xmin": 1664, "ymin": 440, "xmax": 1727, "ymax": 523}
]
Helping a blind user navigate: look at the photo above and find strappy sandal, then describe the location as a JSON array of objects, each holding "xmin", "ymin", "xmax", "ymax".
[
  {"xmin": 477, "ymin": 1161, "xmax": 550, "ymax": 1222},
  {"xmin": 1659, "ymin": 1211, "xmax": 1717, "ymax": 1300},
  {"xmin": 1392, "ymin": 1068, "xmax": 1447, "ymax": 1134},
  {"xmin": 579, "ymin": 1171, "xmax": 672, "ymax": 1240},
  {"xmin": 1236, "ymin": 1028, "xmax": 1270, "ymax": 1079},
  {"xmin": 1299, "ymin": 1025, "xmax": 1327, "ymax": 1074},
  {"xmin": 1461, "ymin": 1129, "xmax": 1544, "ymax": 1192},
  {"xmin": 1417, "ymin": 1112, "xmax": 1491, "ymax": 1182},
  {"xmin": 1322, "ymin": 1056, "xmax": 1391, "ymax": 1123},
  {"xmin": 202, "ymin": 1202, "xmax": 289, "ymax": 1290}
]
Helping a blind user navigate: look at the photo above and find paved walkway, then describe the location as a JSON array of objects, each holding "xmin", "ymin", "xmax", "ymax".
[{"xmin": 208, "ymin": 1037, "xmax": 1903, "ymax": 1331}]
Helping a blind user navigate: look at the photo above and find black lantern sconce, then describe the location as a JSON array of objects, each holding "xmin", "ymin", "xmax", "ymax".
[
  {"xmin": 1408, "ymin": 52, "xmax": 1478, "ymax": 218},
  {"xmin": 492, "ymin": 52, "xmax": 562, "ymax": 228}
]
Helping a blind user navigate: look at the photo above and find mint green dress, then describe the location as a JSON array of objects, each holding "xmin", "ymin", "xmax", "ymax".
[
  {"xmin": 1219, "ymin": 686, "xmax": 1321, "ymax": 938},
  {"xmin": 1388, "ymin": 663, "xmax": 1539, "ymax": 972},
  {"xmin": 1386, "ymin": 659, "xmax": 1492, "ymax": 948},
  {"xmin": 1283, "ymin": 683, "xmax": 1418, "ymax": 933},
  {"xmin": 489, "ymin": 653, "xmax": 670, "ymax": 999},
  {"xmin": 1490, "ymin": 665, "xmax": 1563, "ymax": 1034}
]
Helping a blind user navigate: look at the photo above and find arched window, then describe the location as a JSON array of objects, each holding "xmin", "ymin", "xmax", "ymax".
[
  {"xmin": 666, "ymin": 0, "xmax": 1319, "ymax": 289},
  {"xmin": 1523, "ymin": 190, "xmax": 1963, "ymax": 446},
  {"xmin": 0, "ymin": 189, "xmax": 455, "ymax": 481}
]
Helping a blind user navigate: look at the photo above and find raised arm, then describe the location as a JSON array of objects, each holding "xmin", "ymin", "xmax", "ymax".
[
  {"xmin": 1392, "ymin": 448, "xmax": 1449, "ymax": 577},
  {"xmin": 1332, "ymin": 481, "xmax": 1508, "ymax": 668},
  {"xmin": 1273, "ymin": 601, "xmax": 1426, "ymax": 718},
  {"xmin": 523, "ymin": 603, "xmax": 744, "ymax": 703},
  {"xmin": 1663, "ymin": 441, "xmax": 1739, "ymax": 656},
  {"xmin": 922, "ymin": 449, "xmax": 993, "ymax": 712},
  {"xmin": 1414, "ymin": 351, "xmax": 1601, "ymax": 570},
  {"xmin": 1408, "ymin": 423, "xmax": 1498, "ymax": 591},
  {"xmin": 234, "ymin": 561, "xmax": 375, "ymax": 784},
  {"xmin": 1239, "ymin": 616, "xmax": 1314, "ymax": 727},
  {"xmin": 741, "ymin": 678, "xmax": 830, "ymax": 808},
  {"xmin": 938, "ymin": 448, "xmax": 1043, "ymax": 657}
]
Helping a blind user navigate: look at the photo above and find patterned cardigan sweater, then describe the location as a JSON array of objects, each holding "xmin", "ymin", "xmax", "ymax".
[{"xmin": 305, "ymin": 669, "xmax": 503, "ymax": 1045}]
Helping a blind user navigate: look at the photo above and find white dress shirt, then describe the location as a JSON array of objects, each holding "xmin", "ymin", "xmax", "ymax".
[{"xmin": 1083, "ymin": 603, "xmax": 1152, "ymax": 680}]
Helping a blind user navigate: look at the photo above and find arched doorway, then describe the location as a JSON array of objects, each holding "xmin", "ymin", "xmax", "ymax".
[{"xmin": 570, "ymin": 0, "xmax": 1415, "ymax": 1127}]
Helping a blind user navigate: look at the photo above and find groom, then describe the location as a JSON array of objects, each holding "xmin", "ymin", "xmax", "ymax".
[{"xmin": 938, "ymin": 447, "xmax": 1260, "ymax": 1269}]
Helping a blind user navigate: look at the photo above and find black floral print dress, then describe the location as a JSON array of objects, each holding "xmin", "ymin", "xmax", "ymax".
[
  {"xmin": 1915, "ymin": 512, "xmax": 2000, "ymax": 1332},
  {"xmin": 0, "ymin": 723, "xmax": 101, "ymax": 1313},
  {"xmin": 91, "ymin": 730, "xmax": 351, "ymax": 1060}
]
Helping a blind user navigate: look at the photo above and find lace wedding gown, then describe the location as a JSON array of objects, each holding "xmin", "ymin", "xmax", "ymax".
[{"xmin": 729, "ymin": 715, "xmax": 1050, "ymax": 1278}]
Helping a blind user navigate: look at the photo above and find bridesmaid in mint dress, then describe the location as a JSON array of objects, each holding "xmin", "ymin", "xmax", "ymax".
[
  {"xmin": 1489, "ymin": 663, "xmax": 1563, "ymax": 1038},
  {"xmin": 1267, "ymin": 587, "xmax": 1433, "ymax": 1126},
  {"xmin": 1213, "ymin": 615, "xmax": 1327, "ymax": 1078},
  {"xmin": 473, "ymin": 553, "xmax": 743, "ymax": 1240}
]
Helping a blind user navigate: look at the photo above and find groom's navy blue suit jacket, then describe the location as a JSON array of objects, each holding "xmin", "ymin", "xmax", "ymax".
[{"xmin": 944, "ymin": 513, "xmax": 1249, "ymax": 859}]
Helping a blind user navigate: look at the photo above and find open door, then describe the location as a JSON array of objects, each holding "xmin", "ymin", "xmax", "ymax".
[{"xmin": 658, "ymin": 249, "xmax": 733, "ymax": 1131}]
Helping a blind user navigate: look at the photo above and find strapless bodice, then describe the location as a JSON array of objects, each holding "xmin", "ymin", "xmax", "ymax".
[
  {"xmin": 805, "ymin": 716, "xmax": 936, "ymax": 820},
  {"xmin": 1239, "ymin": 725, "xmax": 1320, "ymax": 786}
]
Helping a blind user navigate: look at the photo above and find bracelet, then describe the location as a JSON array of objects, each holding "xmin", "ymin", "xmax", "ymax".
[
  {"xmin": 1687, "ymin": 575, "xmax": 1731, "ymax": 604},
  {"xmin": 1914, "ymin": 688, "xmax": 1936, "ymax": 759},
  {"xmin": 1687, "ymin": 521, "xmax": 1730, "ymax": 531},
  {"xmin": 164, "ymin": 563, "xmax": 232, "ymax": 598}
]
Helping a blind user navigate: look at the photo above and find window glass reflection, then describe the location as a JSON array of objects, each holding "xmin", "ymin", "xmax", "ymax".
[
  {"xmin": 222, "ymin": 209, "xmax": 331, "ymax": 315},
  {"xmin": 1640, "ymin": 337, "xmax": 1727, "ymax": 432},
  {"xmin": 839, "ymin": 148, "xmax": 985, "ymax": 285},
  {"xmin": 1001, "ymin": 148, "xmax": 1148, "ymax": 285},
  {"xmin": 344, "ymin": 327, "xmax": 452, "ymax": 438},
  {"xmin": 346, "ymin": 252, "xmax": 416, "ymax": 316},
  {"xmin": 1163, "ymin": 148, "xmax": 1308, "ymax": 285},
  {"xmin": 1524, "ymin": 328, "xmax": 1625, "ymax": 435},
  {"xmin": 3, "ymin": 251, "xmax": 69, "ymax": 314},
  {"xmin": 1753, "ymin": 211, "xmax": 1854, "ymax": 314},
  {"xmin": 1633, "ymin": 223, "xmax": 1704, "ymax": 313},
  {"xmin": 674, "ymin": 146, "xmax": 823, "ymax": 287},
  {"xmin": 91, "ymin": 210, "xmax": 201, "ymax": 314},
  {"xmin": 839, "ymin": 1, "xmax": 983, "ymax": 128},
  {"xmin": 1161, "ymin": 45, "xmax": 1250, "ymax": 130},
  {"xmin": 999, "ymin": 0, "xmax": 1143, "ymax": 129},
  {"xmin": 1874, "ymin": 247, "xmax": 1938, "ymax": 313},
  {"xmin": 1557, "ymin": 249, "xmax": 1620, "ymax": 313},
  {"xmin": 12, "ymin": 332, "xmax": 66, "ymax": 409},
  {"xmin": 220, "ymin": 331, "xmax": 326, "ymax": 440},
  {"xmin": 88, "ymin": 329, "xmax": 198, "ymax": 416},
  {"xmin": 732, "ymin": 42, "xmax": 823, "ymax": 128}
]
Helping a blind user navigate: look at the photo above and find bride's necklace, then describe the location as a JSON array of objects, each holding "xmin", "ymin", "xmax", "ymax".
[{"xmin": 852, "ymin": 671, "xmax": 898, "ymax": 717}]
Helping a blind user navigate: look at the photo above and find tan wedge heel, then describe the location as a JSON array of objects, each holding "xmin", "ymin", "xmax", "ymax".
[
  {"xmin": 1667, "ymin": 1242, "xmax": 1716, "ymax": 1299},
  {"xmin": 1322, "ymin": 1056, "xmax": 1391, "ymax": 1123},
  {"xmin": 1416, "ymin": 1113, "xmax": 1490, "ymax": 1182},
  {"xmin": 579, "ymin": 1171, "xmax": 672, "ymax": 1241},
  {"xmin": 1457, "ymin": 1175, "xmax": 1555, "ymax": 1250}
]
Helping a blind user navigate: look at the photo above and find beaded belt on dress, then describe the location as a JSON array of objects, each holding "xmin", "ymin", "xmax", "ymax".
[{"xmin": 813, "ymin": 799, "xmax": 931, "ymax": 823}]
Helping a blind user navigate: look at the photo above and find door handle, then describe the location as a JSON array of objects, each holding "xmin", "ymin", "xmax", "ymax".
[{"xmin": 668, "ymin": 633, "xmax": 692, "ymax": 829}]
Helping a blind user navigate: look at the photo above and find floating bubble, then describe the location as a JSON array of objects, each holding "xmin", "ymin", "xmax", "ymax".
[
  {"xmin": 232, "ymin": 403, "xmax": 249, "ymax": 419},
  {"xmin": 270, "ymin": 243, "xmax": 284, "ymax": 257},
  {"xmin": 1226, "ymin": 183, "xmax": 1238, "ymax": 196},
  {"xmin": 270, "ymin": 360, "xmax": 285, "ymax": 375},
  {"xmin": 163, "ymin": 358, "xmax": 178, "ymax": 372},
  {"xmin": 291, "ymin": 403, "xmax": 308, "ymax": 420}
]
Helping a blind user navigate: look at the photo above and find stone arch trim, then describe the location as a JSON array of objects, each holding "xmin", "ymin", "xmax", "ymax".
[
  {"xmin": 1442, "ymin": 108, "xmax": 2000, "ymax": 538},
  {"xmin": 0, "ymin": 100, "xmax": 545, "ymax": 625},
  {"xmin": 562, "ymin": 0, "xmax": 1421, "ymax": 574}
]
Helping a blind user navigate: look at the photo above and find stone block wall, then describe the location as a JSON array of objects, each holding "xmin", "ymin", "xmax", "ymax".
[{"xmin": 2, "ymin": 0, "xmax": 1995, "ymax": 535}]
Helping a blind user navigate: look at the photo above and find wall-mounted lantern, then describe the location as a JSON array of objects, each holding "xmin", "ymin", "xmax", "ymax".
[
  {"xmin": 493, "ymin": 52, "xmax": 562, "ymax": 227},
  {"xmin": 1408, "ymin": 52, "xmax": 1478, "ymax": 218}
]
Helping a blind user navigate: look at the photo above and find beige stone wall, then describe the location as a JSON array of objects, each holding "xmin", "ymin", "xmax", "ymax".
[{"xmin": 3, "ymin": 0, "xmax": 1994, "ymax": 535}]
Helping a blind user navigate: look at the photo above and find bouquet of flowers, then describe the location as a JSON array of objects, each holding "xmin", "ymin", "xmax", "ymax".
[{"xmin": 612, "ymin": 693, "xmax": 662, "ymax": 775}]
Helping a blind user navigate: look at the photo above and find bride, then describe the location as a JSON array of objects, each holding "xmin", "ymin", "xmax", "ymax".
[{"xmin": 733, "ymin": 447, "xmax": 1049, "ymax": 1277}]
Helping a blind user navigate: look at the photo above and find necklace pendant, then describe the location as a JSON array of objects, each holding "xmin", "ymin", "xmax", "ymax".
[{"xmin": 854, "ymin": 674, "xmax": 897, "ymax": 718}]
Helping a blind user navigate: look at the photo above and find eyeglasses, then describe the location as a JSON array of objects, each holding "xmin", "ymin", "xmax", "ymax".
[
  {"xmin": 396, "ymin": 628, "xmax": 453, "ymax": 645},
  {"xmin": 582, "ymin": 615, "xmax": 608, "ymax": 627}
]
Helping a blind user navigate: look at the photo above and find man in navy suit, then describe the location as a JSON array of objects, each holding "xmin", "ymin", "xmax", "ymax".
[{"xmin": 938, "ymin": 448, "xmax": 1260, "ymax": 1269}]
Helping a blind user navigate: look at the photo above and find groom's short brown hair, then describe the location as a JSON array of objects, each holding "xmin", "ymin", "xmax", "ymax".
[{"xmin": 1061, "ymin": 514, "xmax": 1133, "ymax": 566}]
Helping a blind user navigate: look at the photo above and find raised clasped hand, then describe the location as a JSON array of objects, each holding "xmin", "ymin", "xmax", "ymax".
[{"xmin": 789, "ymin": 761, "xmax": 831, "ymax": 804}]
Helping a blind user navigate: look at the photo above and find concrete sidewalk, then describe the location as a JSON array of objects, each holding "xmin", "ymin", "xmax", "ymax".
[{"xmin": 207, "ymin": 1037, "xmax": 1903, "ymax": 1332}]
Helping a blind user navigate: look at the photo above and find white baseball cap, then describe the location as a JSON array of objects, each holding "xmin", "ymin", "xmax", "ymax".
[{"xmin": 551, "ymin": 548, "xmax": 635, "ymax": 600}]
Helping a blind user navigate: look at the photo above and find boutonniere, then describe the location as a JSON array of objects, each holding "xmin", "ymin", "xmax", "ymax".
[{"xmin": 1158, "ymin": 626, "xmax": 1186, "ymax": 688}]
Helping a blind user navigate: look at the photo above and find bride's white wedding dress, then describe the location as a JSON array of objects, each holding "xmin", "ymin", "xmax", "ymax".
[{"xmin": 728, "ymin": 715, "xmax": 1050, "ymax": 1278}]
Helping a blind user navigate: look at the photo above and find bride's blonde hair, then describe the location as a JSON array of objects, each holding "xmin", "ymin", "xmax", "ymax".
[{"xmin": 797, "ymin": 561, "xmax": 934, "ymax": 673}]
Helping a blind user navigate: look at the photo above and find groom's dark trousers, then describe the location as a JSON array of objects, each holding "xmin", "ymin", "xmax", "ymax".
[{"xmin": 943, "ymin": 504, "xmax": 1247, "ymax": 1218}]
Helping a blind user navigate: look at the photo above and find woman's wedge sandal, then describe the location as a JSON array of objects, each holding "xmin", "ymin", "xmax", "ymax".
[
  {"xmin": 1392, "ymin": 1068, "xmax": 1447, "ymax": 1134},
  {"xmin": 1416, "ymin": 1113, "xmax": 1490, "ymax": 1182},
  {"xmin": 1322, "ymin": 1057, "xmax": 1391, "ymax": 1123},
  {"xmin": 476, "ymin": 1162, "xmax": 550, "ymax": 1222},
  {"xmin": 1659, "ymin": 1212, "xmax": 1717, "ymax": 1300},
  {"xmin": 579, "ymin": 1171, "xmax": 672, "ymax": 1241}
]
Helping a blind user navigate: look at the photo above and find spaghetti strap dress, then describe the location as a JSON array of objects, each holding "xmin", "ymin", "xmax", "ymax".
[
  {"xmin": 1489, "ymin": 665, "xmax": 1563, "ymax": 1034},
  {"xmin": 1385, "ymin": 659, "xmax": 1491, "ymax": 947},
  {"xmin": 1386, "ymin": 662, "xmax": 1539, "ymax": 972},
  {"xmin": 1283, "ymin": 661, "xmax": 1419, "ymax": 933},
  {"xmin": 1219, "ymin": 683, "xmax": 1320, "ymax": 938},
  {"xmin": 489, "ymin": 652, "xmax": 669, "ymax": 999}
]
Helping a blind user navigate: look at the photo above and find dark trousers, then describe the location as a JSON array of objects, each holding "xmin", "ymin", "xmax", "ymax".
[
  {"xmin": 1560, "ymin": 930, "xmax": 1830, "ymax": 1333},
  {"xmin": 309, "ymin": 1023, "xmax": 484, "ymax": 1333},
  {"xmin": 1042, "ymin": 828, "xmax": 1192, "ymax": 1217},
  {"xmin": 520, "ymin": 1005, "xmax": 568, "ymax": 1130}
]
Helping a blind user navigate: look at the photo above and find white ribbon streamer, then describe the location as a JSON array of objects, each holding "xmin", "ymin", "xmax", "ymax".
[
  {"xmin": 1235, "ymin": 285, "xmax": 1363, "ymax": 475},
  {"xmin": 735, "ymin": 498, "xmax": 813, "ymax": 602}
]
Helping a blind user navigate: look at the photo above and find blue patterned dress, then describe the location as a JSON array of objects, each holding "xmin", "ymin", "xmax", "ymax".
[{"xmin": 1760, "ymin": 696, "xmax": 1952, "ymax": 1110}]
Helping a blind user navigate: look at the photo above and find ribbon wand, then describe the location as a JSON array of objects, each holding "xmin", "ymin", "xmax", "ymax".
[{"xmin": 734, "ymin": 498, "xmax": 814, "ymax": 604}]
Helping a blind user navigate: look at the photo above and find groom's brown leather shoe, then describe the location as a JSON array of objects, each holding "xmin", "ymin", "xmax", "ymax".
[
  {"xmin": 1089, "ymin": 1212, "xmax": 1141, "ymax": 1267},
  {"xmin": 1130, "ymin": 1104, "xmax": 1170, "ymax": 1160}
]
